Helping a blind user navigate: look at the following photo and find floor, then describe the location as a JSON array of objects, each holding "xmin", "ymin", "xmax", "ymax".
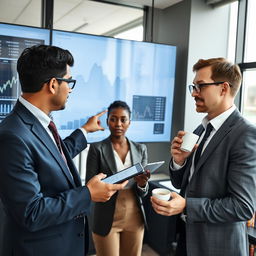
[
  {"xmin": 141, "ymin": 244, "xmax": 159, "ymax": 256},
  {"xmin": 90, "ymin": 243, "xmax": 176, "ymax": 256}
]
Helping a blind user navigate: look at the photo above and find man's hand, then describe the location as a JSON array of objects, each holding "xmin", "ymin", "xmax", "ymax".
[
  {"xmin": 171, "ymin": 130, "xmax": 197, "ymax": 166},
  {"xmin": 134, "ymin": 170, "xmax": 150, "ymax": 187},
  {"xmin": 82, "ymin": 110, "xmax": 107, "ymax": 133},
  {"xmin": 86, "ymin": 173, "xmax": 128, "ymax": 202},
  {"xmin": 151, "ymin": 191, "xmax": 186, "ymax": 216}
]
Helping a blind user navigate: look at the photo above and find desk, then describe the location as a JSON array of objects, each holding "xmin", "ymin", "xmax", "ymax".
[{"xmin": 143, "ymin": 180, "xmax": 178, "ymax": 256}]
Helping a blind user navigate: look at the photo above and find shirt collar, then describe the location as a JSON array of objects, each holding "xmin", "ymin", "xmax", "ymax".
[
  {"xmin": 19, "ymin": 96, "xmax": 51, "ymax": 129},
  {"xmin": 202, "ymin": 105, "xmax": 236, "ymax": 131}
]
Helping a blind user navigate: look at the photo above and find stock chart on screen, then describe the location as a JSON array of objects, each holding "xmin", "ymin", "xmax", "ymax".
[{"xmin": 0, "ymin": 23, "xmax": 50, "ymax": 122}]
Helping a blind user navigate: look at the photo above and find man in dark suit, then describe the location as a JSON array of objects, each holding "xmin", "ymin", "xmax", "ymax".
[
  {"xmin": 0, "ymin": 45, "xmax": 128, "ymax": 256},
  {"xmin": 151, "ymin": 58, "xmax": 256, "ymax": 256}
]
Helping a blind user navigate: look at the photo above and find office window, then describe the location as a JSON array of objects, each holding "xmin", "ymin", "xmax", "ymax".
[
  {"xmin": 0, "ymin": 0, "xmax": 41, "ymax": 27},
  {"xmin": 244, "ymin": 0, "xmax": 256, "ymax": 62},
  {"xmin": 241, "ymin": 70, "xmax": 256, "ymax": 124},
  {"xmin": 114, "ymin": 25, "xmax": 143, "ymax": 41},
  {"xmin": 235, "ymin": 0, "xmax": 256, "ymax": 123},
  {"xmin": 53, "ymin": 0, "xmax": 144, "ymax": 37},
  {"xmin": 227, "ymin": 1, "xmax": 238, "ymax": 62}
]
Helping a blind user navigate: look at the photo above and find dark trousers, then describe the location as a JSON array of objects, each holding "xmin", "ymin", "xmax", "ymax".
[{"xmin": 175, "ymin": 218, "xmax": 187, "ymax": 256}]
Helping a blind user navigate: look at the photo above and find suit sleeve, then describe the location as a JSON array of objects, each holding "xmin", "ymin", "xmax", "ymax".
[
  {"xmin": 63, "ymin": 129, "xmax": 87, "ymax": 158},
  {"xmin": 186, "ymin": 124, "xmax": 256, "ymax": 224},
  {"xmin": 0, "ymin": 132, "xmax": 91, "ymax": 232},
  {"xmin": 169, "ymin": 158, "xmax": 191, "ymax": 189},
  {"xmin": 141, "ymin": 143, "xmax": 148, "ymax": 167},
  {"xmin": 135, "ymin": 143, "xmax": 148, "ymax": 197}
]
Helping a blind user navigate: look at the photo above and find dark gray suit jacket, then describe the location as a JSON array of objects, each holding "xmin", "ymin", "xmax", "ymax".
[
  {"xmin": 86, "ymin": 137, "xmax": 148, "ymax": 236},
  {"xmin": 170, "ymin": 109, "xmax": 256, "ymax": 256}
]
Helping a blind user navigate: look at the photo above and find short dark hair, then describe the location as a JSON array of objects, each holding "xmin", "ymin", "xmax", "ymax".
[
  {"xmin": 193, "ymin": 57, "xmax": 242, "ymax": 97},
  {"xmin": 107, "ymin": 100, "xmax": 131, "ymax": 118},
  {"xmin": 17, "ymin": 45, "xmax": 74, "ymax": 93}
]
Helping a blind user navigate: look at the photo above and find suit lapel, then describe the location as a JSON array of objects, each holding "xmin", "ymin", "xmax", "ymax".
[
  {"xmin": 15, "ymin": 102, "xmax": 77, "ymax": 187},
  {"xmin": 32, "ymin": 121, "xmax": 77, "ymax": 187},
  {"xmin": 60, "ymin": 140, "xmax": 82, "ymax": 186},
  {"xmin": 129, "ymin": 139, "xmax": 140, "ymax": 165},
  {"xmin": 101, "ymin": 138, "xmax": 117, "ymax": 174}
]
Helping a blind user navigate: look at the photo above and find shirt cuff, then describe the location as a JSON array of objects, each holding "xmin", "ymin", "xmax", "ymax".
[
  {"xmin": 171, "ymin": 159, "xmax": 186, "ymax": 170},
  {"xmin": 137, "ymin": 182, "xmax": 149, "ymax": 192}
]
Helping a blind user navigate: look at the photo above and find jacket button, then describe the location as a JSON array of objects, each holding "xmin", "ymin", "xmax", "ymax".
[{"xmin": 78, "ymin": 232, "xmax": 84, "ymax": 237}]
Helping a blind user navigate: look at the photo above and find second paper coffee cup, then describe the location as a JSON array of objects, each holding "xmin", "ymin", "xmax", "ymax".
[{"xmin": 180, "ymin": 132, "xmax": 199, "ymax": 152}]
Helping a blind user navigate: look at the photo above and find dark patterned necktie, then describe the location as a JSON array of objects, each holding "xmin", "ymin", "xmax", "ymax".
[
  {"xmin": 48, "ymin": 121, "xmax": 74, "ymax": 181},
  {"xmin": 48, "ymin": 121, "xmax": 67, "ymax": 163},
  {"xmin": 194, "ymin": 123, "xmax": 213, "ymax": 167}
]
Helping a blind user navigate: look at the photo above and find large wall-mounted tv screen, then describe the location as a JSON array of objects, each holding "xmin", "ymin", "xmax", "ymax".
[
  {"xmin": 52, "ymin": 30, "xmax": 176, "ymax": 142},
  {"xmin": 0, "ymin": 23, "xmax": 50, "ymax": 122}
]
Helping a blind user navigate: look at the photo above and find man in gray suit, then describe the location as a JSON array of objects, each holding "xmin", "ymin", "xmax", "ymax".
[{"xmin": 151, "ymin": 58, "xmax": 256, "ymax": 256}]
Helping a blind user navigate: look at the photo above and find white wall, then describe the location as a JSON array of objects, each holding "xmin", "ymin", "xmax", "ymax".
[{"xmin": 184, "ymin": 0, "xmax": 231, "ymax": 131}]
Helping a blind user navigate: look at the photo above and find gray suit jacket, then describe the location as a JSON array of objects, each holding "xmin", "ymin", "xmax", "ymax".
[
  {"xmin": 170, "ymin": 109, "xmax": 256, "ymax": 256},
  {"xmin": 86, "ymin": 137, "xmax": 148, "ymax": 236}
]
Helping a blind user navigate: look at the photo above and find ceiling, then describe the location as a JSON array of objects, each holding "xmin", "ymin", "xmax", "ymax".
[{"xmin": 0, "ymin": 0, "xmax": 183, "ymax": 36}]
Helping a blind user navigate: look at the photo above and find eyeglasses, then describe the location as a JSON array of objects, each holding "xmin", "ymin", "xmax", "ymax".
[
  {"xmin": 44, "ymin": 77, "xmax": 76, "ymax": 90},
  {"xmin": 188, "ymin": 82, "xmax": 224, "ymax": 95}
]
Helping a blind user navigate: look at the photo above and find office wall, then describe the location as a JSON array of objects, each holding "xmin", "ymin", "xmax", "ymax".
[
  {"xmin": 184, "ymin": 0, "xmax": 231, "ymax": 132},
  {"xmin": 143, "ymin": 0, "xmax": 191, "ymax": 173},
  {"xmin": 143, "ymin": 0, "xmax": 230, "ymax": 173}
]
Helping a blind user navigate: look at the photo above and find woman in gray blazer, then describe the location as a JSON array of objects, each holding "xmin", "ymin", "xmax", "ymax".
[{"xmin": 86, "ymin": 100, "xmax": 150, "ymax": 256}]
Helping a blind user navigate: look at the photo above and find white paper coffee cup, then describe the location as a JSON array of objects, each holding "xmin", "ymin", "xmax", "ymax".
[
  {"xmin": 152, "ymin": 188, "xmax": 171, "ymax": 201},
  {"xmin": 180, "ymin": 132, "xmax": 199, "ymax": 152}
]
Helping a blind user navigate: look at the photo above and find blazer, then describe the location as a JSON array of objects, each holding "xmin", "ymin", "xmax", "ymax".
[
  {"xmin": 86, "ymin": 137, "xmax": 148, "ymax": 236},
  {"xmin": 0, "ymin": 101, "xmax": 92, "ymax": 256},
  {"xmin": 170, "ymin": 109, "xmax": 256, "ymax": 256}
]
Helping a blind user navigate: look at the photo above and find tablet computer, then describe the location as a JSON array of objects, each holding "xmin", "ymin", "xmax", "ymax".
[
  {"xmin": 144, "ymin": 161, "xmax": 165, "ymax": 173},
  {"xmin": 102, "ymin": 162, "xmax": 144, "ymax": 184}
]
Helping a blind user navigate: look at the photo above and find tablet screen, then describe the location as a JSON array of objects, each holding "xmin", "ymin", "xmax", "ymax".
[{"xmin": 103, "ymin": 163, "xmax": 144, "ymax": 184}]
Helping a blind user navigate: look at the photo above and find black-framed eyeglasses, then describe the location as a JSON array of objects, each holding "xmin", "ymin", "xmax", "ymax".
[
  {"xmin": 44, "ymin": 77, "xmax": 76, "ymax": 90},
  {"xmin": 188, "ymin": 81, "xmax": 225, "ymax": 95}
]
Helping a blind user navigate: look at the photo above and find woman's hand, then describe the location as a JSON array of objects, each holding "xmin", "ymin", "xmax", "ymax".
[{"xmin": 134, "ymin": 170, "xmax": 150, "ymax": 187}]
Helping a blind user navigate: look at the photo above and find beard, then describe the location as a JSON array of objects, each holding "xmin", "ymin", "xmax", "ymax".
[{"xmin": 51, "ymin": 95, "xmax": 67, "ymax": 111}]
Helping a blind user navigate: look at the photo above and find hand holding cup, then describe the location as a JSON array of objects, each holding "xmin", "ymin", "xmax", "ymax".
[
  {"xmin": 152, "ymin": 188, "xmax": 171, "ymax": 201},
  {"xmin": 180, "ymin": 132, "xmax": 199, "ymax": 152}
]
